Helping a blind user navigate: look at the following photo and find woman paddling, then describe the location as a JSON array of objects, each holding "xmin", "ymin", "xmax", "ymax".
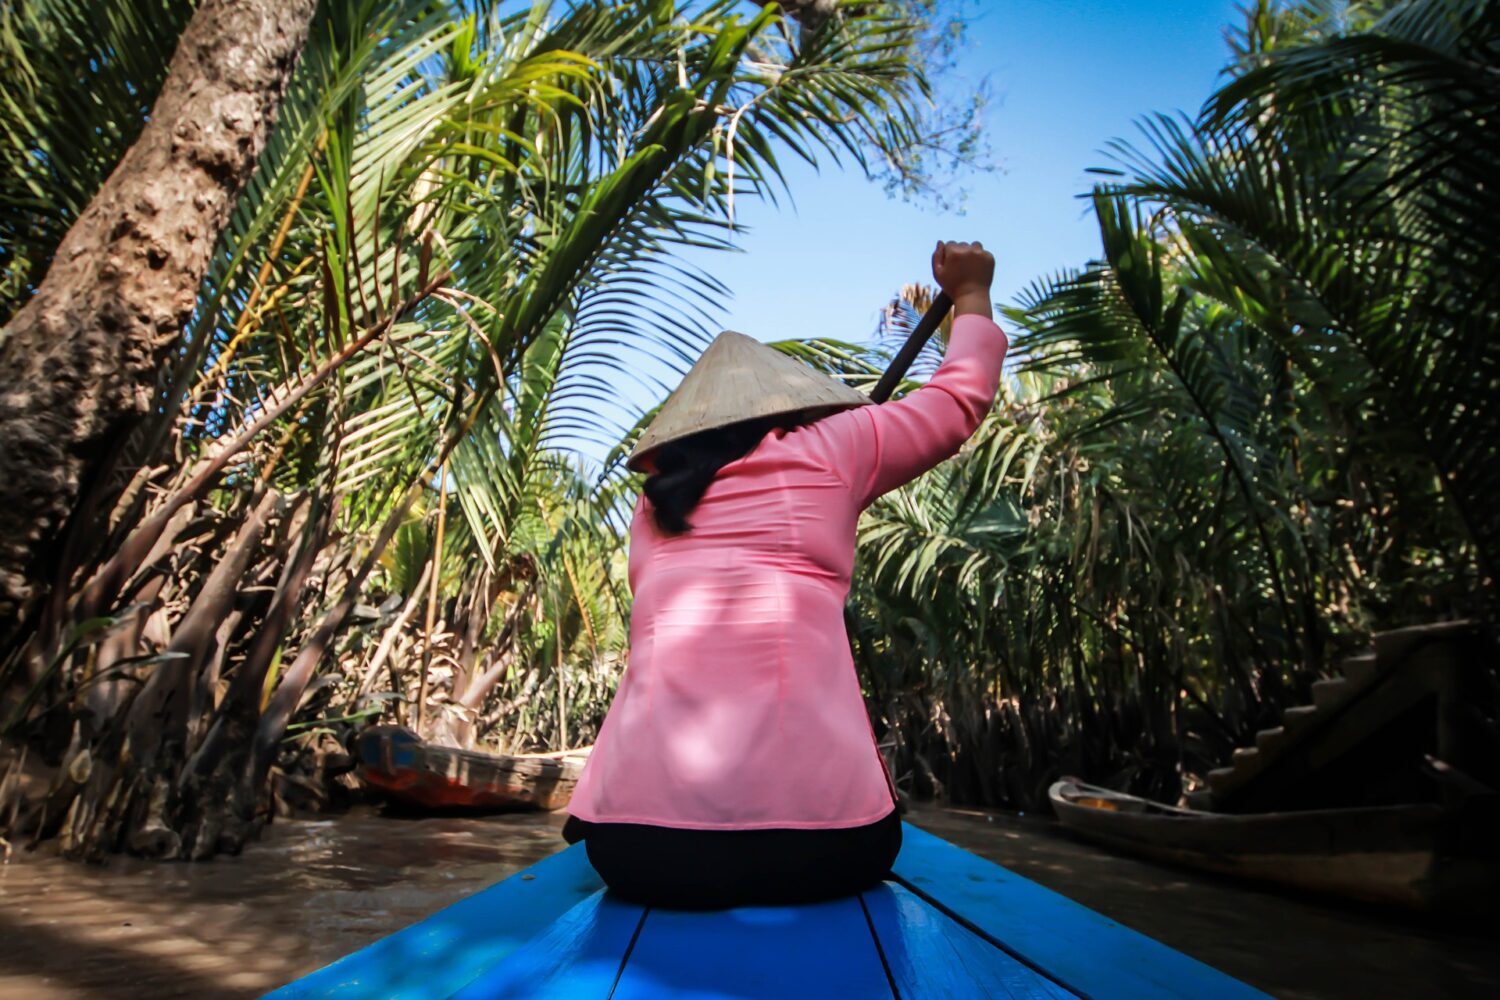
[{"xmin": 562, "ymin": 240, "xmax": 1006, "ymax": 909}]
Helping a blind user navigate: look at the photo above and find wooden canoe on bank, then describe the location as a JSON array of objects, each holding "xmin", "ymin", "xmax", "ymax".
[
  {"xmin": 265, "ymin": 821, "xmax": 1268, "ymax": 999},
  {"xmin": 356, "ymin": 725, "xmax": 589, "ymax": 812},
  {"xmin": 1049, "ymin": 778, "xmax": 1495, "ymax": 911}
]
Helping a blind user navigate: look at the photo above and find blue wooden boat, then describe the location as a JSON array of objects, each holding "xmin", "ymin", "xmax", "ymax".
[{"xmin": 264, "ymin": 822, "xmax": 1267, "ymax": 999}]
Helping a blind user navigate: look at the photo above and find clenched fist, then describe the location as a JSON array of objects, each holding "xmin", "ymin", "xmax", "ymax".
[{"xmin": 933, "ymin": 240, "xmax": 994, "ymax": 320}]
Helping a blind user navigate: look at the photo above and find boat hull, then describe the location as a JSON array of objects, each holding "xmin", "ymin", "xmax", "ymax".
[
  {"xmin": 1048, "ymin": 779, "xmax": 1495, "ymax": 910},
  {"xmin": 265, "ymin": 820, "xmax": 1269, "ymax": 999},
  {"xmin": 356, "ymin": 725, "xmax": 586, "ymax": 812}
]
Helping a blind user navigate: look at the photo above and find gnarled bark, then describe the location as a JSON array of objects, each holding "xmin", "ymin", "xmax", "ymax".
[
  {"xmin": 772, "ymin": 0, "xmax": 837, "ymax": 40},
  {"xmin": 0, "ymin": 0, "xmax": 320, "ymax": 620}
]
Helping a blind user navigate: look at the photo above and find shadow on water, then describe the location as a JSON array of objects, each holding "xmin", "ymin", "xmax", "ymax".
[
  {"xmin": 0, "ymin": 902, "xmax": 246, "ymax": 1000},
  {"xmin": 0, "ymin": 806, "xmax": 572, "ymax": 999},
  {"xmin": 905, "ymin": 803, "xmax": 1500, "ymax": 1000},
  {"xmin": 1, "ymin": 799, "xmax": 1495, "ymax": 999}
]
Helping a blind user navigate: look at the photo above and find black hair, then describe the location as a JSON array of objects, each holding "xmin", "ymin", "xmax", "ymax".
[{"xmin": 642, "ymin": 414, "xmax": 795, "ymax": 534}]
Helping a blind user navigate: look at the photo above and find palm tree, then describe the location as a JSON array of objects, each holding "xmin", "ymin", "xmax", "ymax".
[
  {"xmin": 0, "ymin": 0, "xmax": 322, "ymax": 621},
  {"xmin": 825, "ymin": 0, "xmax": 1498, "ymax": 812},
  {"xmin": 0, "ymin": 0, "xmax": 953, "ymax": 859}
]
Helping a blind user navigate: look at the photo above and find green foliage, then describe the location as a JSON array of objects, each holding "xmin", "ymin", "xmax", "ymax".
[
  {"xmin": 10, "ymin": 0, "xmax": 1492, "ymax": 842},
  {"xmin": 835, "ymin": 0, "xmax": 1498, "ymax": 809},
  {"xmin": 0, "ymin": 0, "xmax": 196, "ymax": 321},
  {"xmin": 1, "ymin": 0, "xmax": 951, "ymax": 853}
]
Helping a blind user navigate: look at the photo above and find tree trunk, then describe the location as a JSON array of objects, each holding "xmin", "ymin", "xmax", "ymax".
[
  {"xmin": 772, "ymin": 0, "xmax": 836, "ymax": 43},
  {"xmin": 0, "ymin": 0, "xmax": 320, "ymax": 620}
]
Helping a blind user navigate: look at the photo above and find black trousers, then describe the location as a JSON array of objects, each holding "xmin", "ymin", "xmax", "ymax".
[{"xmin": 561, "ymin": 807, "xmax": 902, "ymax": 910}]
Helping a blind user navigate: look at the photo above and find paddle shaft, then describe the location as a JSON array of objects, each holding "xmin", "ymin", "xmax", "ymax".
[{"xmin": 868, "ymin": 292, "xmax": 953, "ymax": 404}]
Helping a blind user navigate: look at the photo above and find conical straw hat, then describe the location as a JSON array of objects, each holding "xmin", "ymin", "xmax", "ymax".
[{"xmin": 628, "ymin": 330, "xmax": 871, "ymax": 472}]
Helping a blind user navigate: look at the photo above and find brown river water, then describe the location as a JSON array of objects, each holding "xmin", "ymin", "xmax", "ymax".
[{"xmin": 1, "ymin": 803, "xmax": 1495, "ymax": 999}]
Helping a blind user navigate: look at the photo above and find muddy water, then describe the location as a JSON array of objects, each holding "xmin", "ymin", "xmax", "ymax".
[
  {"xmin": 1, "ymin": 803, "xmax": 1495, "ymax": 999},
  {"xmin": 910, "ymin": 806, "xmax": 1499, "ymax": 1000},
  {"xmin": 0, "ymin": 808, "xmax": 572, "ymax": 999}
]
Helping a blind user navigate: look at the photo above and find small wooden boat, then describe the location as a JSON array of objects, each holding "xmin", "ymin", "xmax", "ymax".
[
  {"xmin": 1049, "ymin": 778, "xmax": 1497, "ymax": 911},
  {"xmin": 355, "ymin": 725, "xmax": 590, "ymax": 812},
  {"xmin": 265, "ymin": 820, "xmax": 1268, "ymax": 999}
]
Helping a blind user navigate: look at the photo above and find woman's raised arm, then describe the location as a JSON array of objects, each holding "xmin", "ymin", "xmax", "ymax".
[{"xmin": 797, "ymin": 242, "xmax": 1007, "ymax": 509}]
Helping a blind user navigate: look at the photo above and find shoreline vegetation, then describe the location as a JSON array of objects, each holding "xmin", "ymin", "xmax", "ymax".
[
  {"xmin": 0, "ymin": 3, "xmax": 1494, "ymax": 961},
  {"xmin": 0, "ymin": 0, "xmax": 975, "ymax": 859}
]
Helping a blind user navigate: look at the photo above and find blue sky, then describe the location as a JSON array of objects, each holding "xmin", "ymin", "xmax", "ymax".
[{"xmin": 573, "ymin": 0, "xmax": 1242, "ymax": 466}]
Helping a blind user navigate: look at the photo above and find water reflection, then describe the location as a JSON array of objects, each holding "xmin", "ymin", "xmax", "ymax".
[
  {"xmin": 1, "ymin": 803, "xmax": 1495, "ymax": 999},
  {"xmin": 0, "ymin": 806, "xmax": 570, "ymax": 999}
]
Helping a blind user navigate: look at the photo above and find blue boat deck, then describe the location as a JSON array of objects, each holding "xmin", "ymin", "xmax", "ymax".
[{"xmin": 266, "ymin": 822, "xmax": 1268, "ymax": 999}]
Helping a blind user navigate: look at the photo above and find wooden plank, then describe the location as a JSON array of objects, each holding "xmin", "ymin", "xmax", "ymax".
[
  {"xmin": 263, "ymin": 843, "xmax": 606, "ymax": 999},
  {"xmin": 611, "ymin": 895, "xmax": 894, "ymax": 999},
  {"xmin": 860, "ymin": 883, "xmax": 1076, "ymax": 999},
  {"xmin": 892, "ymin": 823, "xmax": 1270, "ymax": 1000},
  {"xmin": 447, "ymin": 891, "xmax": 646, "ymax": 999}
]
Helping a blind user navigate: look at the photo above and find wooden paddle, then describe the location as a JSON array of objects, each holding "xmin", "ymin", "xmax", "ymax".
[
  {"xmin": 868, "ymin": 291, "xmax": 953, "ymax": 404},
  {"xmin": 860, "ymin": 289, "xmax": 951, "ymax": 817}
]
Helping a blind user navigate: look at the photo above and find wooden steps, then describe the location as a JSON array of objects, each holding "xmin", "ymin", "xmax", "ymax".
[
  {"xmin": 1340, "ymin": 652, "xmax": 1378, "ymax": 686},
  {"xmin": 1280, "ymin": 705, "xmax": 1319, "ymax": 730},
  {"xmin": 1254, "ymin": 726, "xmax": 1288, "ymax": 754},
  {"xmin": 1192, "ymin": 621, "xmax": 1486, "ymax": 813},
  {"xmin": 1310, "ymin": 677, "xmax": 1350, "ymax": 709}
]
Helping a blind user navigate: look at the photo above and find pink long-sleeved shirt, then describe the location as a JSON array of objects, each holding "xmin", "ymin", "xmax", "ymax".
[{"xmin": 568, "ymin": 314, "xmax": 1008, "ymax": 829}]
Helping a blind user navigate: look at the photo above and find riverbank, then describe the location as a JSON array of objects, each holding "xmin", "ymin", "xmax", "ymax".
[
  {"xmin": 0, "ymin": 803, "xmax": 1493, "ymax": 998},
  {"xmin": 910, "ymin": 805, "xmax": 1497, "ymax": 999}
]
